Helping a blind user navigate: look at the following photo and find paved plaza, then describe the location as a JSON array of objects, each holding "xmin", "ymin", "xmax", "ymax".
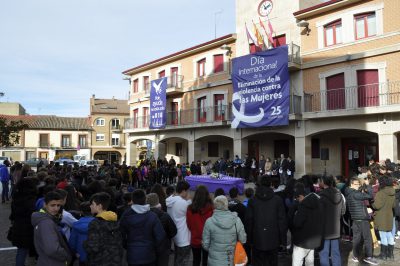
[{"xmin": 1, "ymin": 182, "xmax": 399, "ymax": 266}]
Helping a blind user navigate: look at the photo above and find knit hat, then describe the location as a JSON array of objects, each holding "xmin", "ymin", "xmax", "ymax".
[{"xmin": 146, "ymin": 193, "xmax": 160, "ymax": 208}]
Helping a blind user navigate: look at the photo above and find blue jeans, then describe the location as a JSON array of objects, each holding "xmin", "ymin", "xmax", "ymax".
[
  {"xmin": 1, "ymin": 181, "xmax": 9, "ymax": 202},
  {"xmin": 379, "ymin": 231, "xmax": 394, "ymax": 245},
  {"xmin": 319, "ymin": 239, "xmax": 341, "ymax": 266},
  {"xmin": 16, "ymin": 248, "xmax": 29, "ymax": 266}
]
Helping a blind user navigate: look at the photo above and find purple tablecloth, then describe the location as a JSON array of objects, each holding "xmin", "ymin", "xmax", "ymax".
[{"xmin": 185, "ymin": 175, "xmax": 244, "ymax": 195}]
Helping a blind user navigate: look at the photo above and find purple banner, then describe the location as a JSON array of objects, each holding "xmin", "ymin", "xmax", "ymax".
[
  {"xmin": 150, "ymin": 77, "xmax": 167, "ymax": 129},
  {"xmin": 231, "ymin": 45, "xmax": 290, "ymax": 128}
]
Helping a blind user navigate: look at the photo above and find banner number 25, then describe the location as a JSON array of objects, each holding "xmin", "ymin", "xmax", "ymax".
[{"xmin": 271, "ymin": 106, "xmax": 282, "ymax": 115}]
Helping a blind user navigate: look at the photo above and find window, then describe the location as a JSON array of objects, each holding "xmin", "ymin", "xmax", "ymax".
[
  {"xmin": 143, "ymin": 76, "xmax": 149, "ymax": 92},
  {"xmin": 355, "ymin": 13, "xmax": 376, "ymax": 40},
  {"xmin": 197, "ymin": 96, "xmax": 207, "ymax": 122},
  {"xmin": 197, "ymin": 58, "xmax": 206, "ymax": 77},
  {"xmin": 133, "ymin": 109, "xmax": 139, "ymax": 128},
  {"xmin": 143, "ymin": 107, "xmax": 149, "ymax": 127},
  {"xmin": 95, "ymin": 118, "xmax": 105, "ymax": 126},
  {"xmin": 324, "ymin": 20, "xmax": 342, "ymax": 46},
  {"xmin": 213, "ymin": 54, "xmax": 224, "ymax": 73},
  {"xmin": 61, "ymin": 135, "xmax": 71, "ymax": 147},
  {"xmin": 214, "ymin": 94, "xmax": 225, "ymax": 121},
  {"xmin": 273, "ymin": 34, "xmax": 286, "ymax": 47},
  {"xmin": 96, "ymin": 134, "xmax": 105, "ymax": 141},
  {"xmin": 175, "ymin": 143, "xmax": 183, "ymax": 156},
  {"xmin": 208, "ymin": 142, "xmax": 219, "ymax": 157},
  {"xmin": 26, "ymin": 151, "xmax": 35, "ymax": 160},
  {"xmin": 111, "ymin": 134, "xmax": 120, "ymax": 146},
  {"xmin": 311, "ymin": 139, "xmax": 320, "ymax": 159},
  {"xmin": 171, "ymin": 67, "xmax": 178, "ymax": 87},
  {"xmin": 133, "ymin": 79, "xmax": 139, "ymax": 93},
  {"xmin": 158, "ymin": 70, "xmax": 165, "ymax": 78},
  {"xmin": 39, "ymin": 134, "xmax": 49, "ymax": 147},
  {"xmin": 79, "ymin": 135, "xmax": 87, "ymax": 148},
  {"xmin": 111, "ymin": 118, "xmax": 120, "ymax": 129}
]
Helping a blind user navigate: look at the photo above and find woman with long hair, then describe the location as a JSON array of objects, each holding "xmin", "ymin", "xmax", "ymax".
[
  {"xmin": 186, "ymin": 185, "xmax": 213, "ymax": 266},
  {"xmin": 151, "ymin": 183, "xmax": 167, "ymax": 212}
]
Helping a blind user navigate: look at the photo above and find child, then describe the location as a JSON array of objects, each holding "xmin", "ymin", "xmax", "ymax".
[
  {"xmin": 69, "ymin": 202, "xmax": 95, "ymax": 266},
  {"xmin": 84, "ymin": 192, "xmax": 123, "ymax": 266}
]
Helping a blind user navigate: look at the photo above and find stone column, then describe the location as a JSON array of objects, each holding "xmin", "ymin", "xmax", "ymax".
[
  {"xmin": 379, "ymin": 133, "xmax": 398, "ymax": 162},
  {"xmin": 294, "ymin": 135, "xmax": 312, "ymax": 179}
]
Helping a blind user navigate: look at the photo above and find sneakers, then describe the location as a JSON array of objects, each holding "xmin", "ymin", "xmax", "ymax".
[
  {"xmin": 351, "ymin": 256, "xmax": 359, "ymax": 262},
  {"xmin": 363, "ymin": 257, "xmax": 378, "ymax": 265}
]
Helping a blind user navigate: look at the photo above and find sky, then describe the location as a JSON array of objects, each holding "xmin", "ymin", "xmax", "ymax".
[{"xmin": 0, "ymin": 0, "xmax": 235, "ymax": 117}]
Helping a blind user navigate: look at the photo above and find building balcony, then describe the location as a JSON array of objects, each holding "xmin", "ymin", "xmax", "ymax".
[
  {"xmin": 38, "ymin": 142, "xmax": 50, "ymax": 148},
  {"xmin": 143, "ymin": 75, "xmax": 184, "ymax": 98},
  {"xmin": 111, "ymin": 125, "xmax": 123, "ymax": 132},
  {"xmin": 288, "ymin": 42, "xmax": 301, "ymax": 71},
  {"xmin": 303, "ymin": 81, "xmax": 400, "ymax": 119},
  {"xmin": 124, "ymin": 95, "xmax": 302, "ymax": 132}
]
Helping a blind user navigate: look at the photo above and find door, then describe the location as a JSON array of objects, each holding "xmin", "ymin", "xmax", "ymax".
[
  {"xmin": 214, "ymin": 94, "xmax": 225, "ymax": 121},
  {"xmin": 170, "ymin": 67, "xmax": 178, "ymax": 87},
  {"xmin": 171, "ymin": 102, "xmax": 179, "ymax": 125},
  {"xmin": 197, "ymin": 97, "xmax": 207, "ymax": 123},
  {"xmin": 143, "ymin": 107, "xmax": 149, "ymax": 127},
  {"xmin": 274, "ymin": 140, "xmax": 289, "ymax": 159},
  {"xmin": 248, "ymin": 141, "xmax": 259, "ymax": 160},
  {"xmin": 343, "ymin": 141, "xmax": 364, "ymax": 177},
  {"xmin": 133, "ymin": 109, "xmax": 139, "ymax": 128},
  {"xmin": 39, "ymin": 152, "xmax": 48, "ymax": 159},
  {"xmin": 326, "ymin": 73, "xmax": 345, "ymax": 110},
  {"xmin": 357, "ymin": 70, "xmax": 379, "ymax": 107},
  {"xmin": 273, "ymin": 34, "xmax": 286, "ymax": 47}
]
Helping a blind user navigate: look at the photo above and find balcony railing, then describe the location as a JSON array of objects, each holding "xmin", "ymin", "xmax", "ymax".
[
  {"xmin": 39, "ymin": 141, "xmax": 49, "ymax": 148},
  {"xmin": 304, "ymin": 81, "xmax": 400, "ymax": 113},
  {"xmin": 144, "ymin": 75, "xmax": 184, "ymax": 95},
  {"xmin": 288, "ymin": 42, "xmax": 301, "ymax": 65},
  {"xmin": 125, "ymin": 97, "xmax": 302, "ymax": 130}
]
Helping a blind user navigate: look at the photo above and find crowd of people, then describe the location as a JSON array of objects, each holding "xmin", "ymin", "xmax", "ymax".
[{"xmin": 0, "ymin": 156, "xmax": 399, "ymax": 266}]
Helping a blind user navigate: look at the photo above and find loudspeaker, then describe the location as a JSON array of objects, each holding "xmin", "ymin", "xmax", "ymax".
[{"xmin": 320, "ymin": 148, "xmax": 329, "ymax": 160}]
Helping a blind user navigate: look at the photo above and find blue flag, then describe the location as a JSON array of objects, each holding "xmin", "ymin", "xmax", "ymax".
[
  {"xmin": 150, "ymin": 77, "xmax": 167, "ymax": 129},
  {"xmin": 231, "ymin": 45, "xmax": 290, "ymax": 128}
]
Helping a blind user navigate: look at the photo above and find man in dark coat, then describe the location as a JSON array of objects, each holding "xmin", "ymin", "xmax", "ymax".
[
  {"xmin": 289, "ymin": 183, "xmax": 324, "ymax": 266},
  {"xmin": 241, "ymin": 154, "xmax": 252, "ymax": 182},
  {"xmin": 279, "ymin": 154, "xmax": 289, "ymax": 185},
  {"xmin": 119, "ymin": 189, "xmax": 166, "ymax": 266},
  {"xmin": 345, "ymin": 176, "xmax": 378, "ymax": 265},
  {"xmin": 319, "ymin": 175, "xmax": 346, "ymax": 266},
  {"xmin": 245, "ymin": 177, "xmax": 287, "ymax": 266}
]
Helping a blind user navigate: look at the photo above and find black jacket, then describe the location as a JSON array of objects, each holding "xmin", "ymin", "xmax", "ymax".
[
  {"xmin": 320, "ymin": 187, "xmax": 346, "ymax": 239},
  {"xmin": 150, "ymin": 207, "xmax": 177, "ymax": 254},
  {"xmin": 290, "ymin": 193, "xmax": 324, "ymax": 249},
  {"xmin": 228, "ymin": 199, "xmax": 246, "ymax": 225},
  {"xmin": 345, "ymin": 186, "xmax": 373, "ymax": 221},
  {"xmin": 245, "ymin": 186, "xmax": 287, "ymax": 251},
  {"xmin": 9, "ymin": 188, "xmax": 37, "ymax": 249}
]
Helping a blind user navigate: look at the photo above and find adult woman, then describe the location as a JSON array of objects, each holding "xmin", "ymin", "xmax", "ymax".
[
  {"xmin": 202, "ymin": 195, "xmax": 246, "ymax": 266},
  {"xmin": 151, "ymin": 183, "xmax": 167, "ymax": 212},
  {"xmin": 9, "ymin": 178, "xmax": 38, "ymax": 266},
  {"xmin": 264, "ymin": 157, "xmax": 272, "ymax": 176},
  {"xmin": 372, "ymin": 176, "xmax": 396, "ymax": 260},
  {"xmin": 187, "ymin": 185, "xmax": 214, "ymax": 266}
]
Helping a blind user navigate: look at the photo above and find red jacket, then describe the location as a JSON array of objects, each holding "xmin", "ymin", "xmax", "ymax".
[{"xmin": 186, "ymin": 203, "xmax": 213, "ymax": 247}]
